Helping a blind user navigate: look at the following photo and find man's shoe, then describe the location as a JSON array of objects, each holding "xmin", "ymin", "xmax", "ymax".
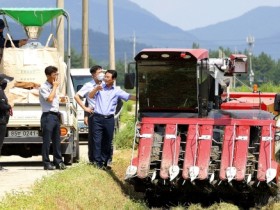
[
  {"xmin": 44, "ymin": 164, "xmax": 55, "ymax": 170},
  {"xmin": 56, "ymin": 162, "xmax": 67, "ymax": 170}
]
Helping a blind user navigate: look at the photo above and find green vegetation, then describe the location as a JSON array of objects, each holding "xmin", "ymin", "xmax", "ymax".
[
  {"xmin": 0, "ymin": 152, "xmax": 146, "ymax": 210},
  {"xmin": 232, "ymin": 82, "xmax": 280, "ymax": 92},
  {"xmin": 115, "ymin": 101, "xmax": 135, "ymax": 150}
]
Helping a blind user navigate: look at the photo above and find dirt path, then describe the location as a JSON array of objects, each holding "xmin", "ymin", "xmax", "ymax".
[{"xmin": 0, "ymin": 144, "xmax": 88, "ymax": 200}]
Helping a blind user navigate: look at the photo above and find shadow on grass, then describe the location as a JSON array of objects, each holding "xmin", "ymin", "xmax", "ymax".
[{"xmin": 105, "ymin": 169, "xmax": 146, "ymax": 204}]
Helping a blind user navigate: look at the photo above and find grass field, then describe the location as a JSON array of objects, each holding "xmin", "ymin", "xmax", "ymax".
[{"xmin": 1, "ymin": 100, "xmax": 280, "ymax": 209}]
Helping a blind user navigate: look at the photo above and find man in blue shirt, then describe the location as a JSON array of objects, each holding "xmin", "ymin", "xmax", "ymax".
[{"xmin": 88, "ymin": 70, "xmax": 136, "ymax": 169}]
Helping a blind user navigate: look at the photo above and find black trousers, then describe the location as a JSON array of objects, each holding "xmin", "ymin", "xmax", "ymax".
[
  {"xmin": 88, "ymin": 114, "xmax": 94, "ymax": 162},
  {"xmin": 92, "ymin": 114, "xmax": 114, "ymax": 167},
  {"xmin": 41, "ymin": 112, "xmax": 63, "ymax": 166},
  {"xmin": 0, "ymin": 124, "xmax": 6, "ymax": 156}
]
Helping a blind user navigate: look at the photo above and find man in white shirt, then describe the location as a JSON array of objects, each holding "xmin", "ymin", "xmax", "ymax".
[{"xmin": 74, "ymin": 65, "xmax": 103, "ymax": 163}]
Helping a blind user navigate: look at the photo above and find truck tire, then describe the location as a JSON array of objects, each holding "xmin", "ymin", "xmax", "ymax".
[
  {"xmin": 63, "ymin": 154, "xmax": 73, "ymax": 165},
  {"xmin": 73, "ymin": 140, "xmax": 80, "ymax": 163}
]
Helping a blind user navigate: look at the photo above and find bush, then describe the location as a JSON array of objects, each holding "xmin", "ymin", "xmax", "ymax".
[{"xmin": 114, "ymin": 101, "xmax": 135, "ymax": 149}]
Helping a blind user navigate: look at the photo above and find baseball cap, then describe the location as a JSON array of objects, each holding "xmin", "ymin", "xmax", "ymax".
[
  {"xmin": 0, "ymin": 19, "xmax": 5, "ymax": 29},
  {"xmin": 0, "ymin": 73, "xmax": 14, "ymax": 83}
]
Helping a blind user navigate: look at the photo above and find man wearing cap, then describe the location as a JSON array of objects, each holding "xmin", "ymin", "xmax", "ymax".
[
  {"xmin": 0, "ymin": 73, "xmax": 13, "ymax": 171},
  {"xmin": 0, "ymin": 19, "xmax": 28, "ymax": 61}
]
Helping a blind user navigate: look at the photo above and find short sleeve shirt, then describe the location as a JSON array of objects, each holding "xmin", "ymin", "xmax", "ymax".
[
  {"xmin": 77, "ymin": 80, "xmax": 98, "ymax": 109},
  {"xmin": 39, "ymin": 81, "xmax": 59, "ymax": 112}
]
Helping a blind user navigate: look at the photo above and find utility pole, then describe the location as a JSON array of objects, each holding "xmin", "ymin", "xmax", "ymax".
[
  {"xmin": 247, "ymin": 35, "xmax": 255, "ymax": 87},
  {"xmin": 108, "ymin": 0, "xmax": 115, "ymax": 70},
  {"xmin": 133, "ymin": 32, "xmax": 136, "ymax": 59},
  {"xmin": 82, "ymin": 0, "xmax": 89, "ymax": 68},
  {"xmin": 56, "ymin": 0, "xmax": 64, "ymax": 59}
]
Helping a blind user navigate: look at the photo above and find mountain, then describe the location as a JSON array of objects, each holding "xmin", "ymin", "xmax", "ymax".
[
  {"xmin": 188, "ymin": 6, "xmax": 280, "ymax": 59},
  {"xmin": 0, "ymin": 0, "xmax": 280, "ymax": 61}
]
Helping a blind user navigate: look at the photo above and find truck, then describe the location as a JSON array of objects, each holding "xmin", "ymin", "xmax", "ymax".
[
  {"xmin": 124, "ymin": 48, "xmax": 280, "ymax": 207},
  {"xmin": 70, "ymin": 68, "xmax": 91, "ymax": 141},
  {"xmin": 0, "ymin": 8, "xmax": 79, "ymax": 164}
]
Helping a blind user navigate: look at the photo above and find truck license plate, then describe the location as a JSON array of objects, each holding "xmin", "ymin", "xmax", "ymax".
[{"xmin": 8, "ymin": 130, "xmax": 39, "ymax": 137}]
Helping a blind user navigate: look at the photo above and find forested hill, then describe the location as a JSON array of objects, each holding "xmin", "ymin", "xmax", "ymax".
[{"xmin": 1, "ymin": 0, "xmax": 280, "ymax": 61}]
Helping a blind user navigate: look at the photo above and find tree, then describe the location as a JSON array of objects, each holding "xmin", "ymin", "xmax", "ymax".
[{"xmin": 68, "ymin": 48, "xmax": 98, "ymax": 68}]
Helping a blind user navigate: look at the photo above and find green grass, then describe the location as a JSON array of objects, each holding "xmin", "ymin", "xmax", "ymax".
[
  {"xmin": 2, "ymin": 150, "xmax": 280, "ymax": 209},
  {"xmin": 0, "ymin": 150, "xmax": 146, "ymax": 210},
  {"xmin": 115, "ymin": 101, "xmax": 136, "ymax": 150}
]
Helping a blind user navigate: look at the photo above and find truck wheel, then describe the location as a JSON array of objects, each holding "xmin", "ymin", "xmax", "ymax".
[
  {"xmin": 73, "ymin": 140, "xmax": 80, "ymax": 163},
  {"xmin": 64, "ymin": 154, "xmax": 73, "ymax": 165}
]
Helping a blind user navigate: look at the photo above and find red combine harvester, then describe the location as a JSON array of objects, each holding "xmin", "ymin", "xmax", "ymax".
[{"xmin": 124, "ymin": 48, "xmax": 280, "ymax": 207}]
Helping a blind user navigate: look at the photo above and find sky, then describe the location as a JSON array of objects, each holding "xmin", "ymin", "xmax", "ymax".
[{"xmin": 130, "ymin": 0, "xmax": 280, "ymax": 30}]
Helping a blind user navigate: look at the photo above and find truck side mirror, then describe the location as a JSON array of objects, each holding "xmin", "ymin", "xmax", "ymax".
[
  {"xmin": 124, "ymin": 73, "xmax": 135, "ymax": 89},
  {"xmin": 274, "ymin": 94, "xmax": 280, "ymax": 112}
]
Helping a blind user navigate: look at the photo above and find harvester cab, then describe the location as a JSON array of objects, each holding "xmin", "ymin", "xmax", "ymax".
[{"xmin": 124, "ymin": 48, "xmax": 280, "ymax": 206}]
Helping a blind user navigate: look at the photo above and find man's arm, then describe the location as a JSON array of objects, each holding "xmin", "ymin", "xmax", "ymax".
[
  {"xmin": 88, "ymin": 85, "xmax": 102, "ymax": 98},
  {"xmin": 3, "ymin": 39, "xmax": 28, "ymax": 48},
  {"xmin": 84, "ymin": 99, "xmax": 89, "ymax": 126},
  {"xmin": 0, "ymin": 91, "xmax": 11, "ymax": 111}
]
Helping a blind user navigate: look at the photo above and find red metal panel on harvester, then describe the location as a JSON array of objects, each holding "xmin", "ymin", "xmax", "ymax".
[
  {"xmin": 137, "ymin": 123, "xmax": 154, "ymax": 179},
  {"xmin": 182, "ymin": 124, "xmax": 197, "ymax": 180},
  {"xmin": 182, "ymin": 124, "xmax": 213, "ymax": 180},
  {"xmin": 160, "ymin": 124, "xmax": 181, "ymax": 180},
  {"xmin": 257, "ymin": 124, "xmax": 276, "ymax": 182},
  {"xmin": 220, "ymin": 125, "xmax": 250, "ymax": 181},
  {"xmin": 196, "ymin": 125, "xmax": 213, "ymax": 180},
  {"xmin": 233, "ymin": 125, "xmax": 250, "ymax": 181},
  {"xmin": 219, "ymin": 125, "xmax": 234, "ymax": 180}
]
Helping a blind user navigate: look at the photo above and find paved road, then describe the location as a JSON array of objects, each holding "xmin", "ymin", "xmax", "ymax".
[{"xmin": 0, "ymin": 144, "xmax": 88, "ymax": 200}]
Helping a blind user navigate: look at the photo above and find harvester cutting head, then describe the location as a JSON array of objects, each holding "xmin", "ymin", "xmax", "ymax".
[{"xmin": 124, "ymin": 48, "xmax": 280, "ymax": 207}]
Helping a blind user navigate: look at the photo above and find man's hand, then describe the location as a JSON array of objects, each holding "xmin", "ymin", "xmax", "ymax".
[
  {"xmin": 84, "ymin": 116, "xmax": 88, "ymax": 126},
  {"xmin": 84, "ymin": 107, "xmax": 93, "ymax": 114},
  {"xmin": 95, "ymin": 84, "xmax": 103, "ymax": 91},
  {"xmin": 19, "ymin": 39, "xmax": 28, "ymax": 47},
  {"xmin": 8, "ymin": 102, "xmax": 14, "ymax": 108},
  {"xmin": 53, "ymin": 75, "xmax": 60, "ymax": 88}
]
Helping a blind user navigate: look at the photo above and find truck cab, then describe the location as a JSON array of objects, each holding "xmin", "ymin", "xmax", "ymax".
[{"xmin": 70, "ymin": 68, "xmax": 91, "ymax": 141}]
